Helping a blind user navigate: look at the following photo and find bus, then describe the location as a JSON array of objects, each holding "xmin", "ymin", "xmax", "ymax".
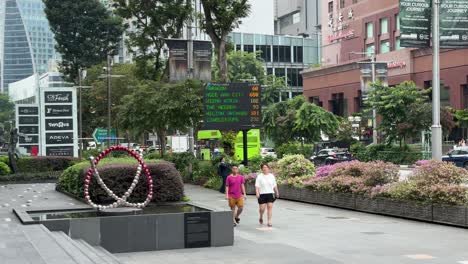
[{"xmin": 197, "ymin": 129, "xmax": 261, "ymax": 161}]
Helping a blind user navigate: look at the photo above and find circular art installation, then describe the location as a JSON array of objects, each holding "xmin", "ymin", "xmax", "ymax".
[{"xmin": 84, "ymin": 146, "xmax": 153, "ymax": 210}]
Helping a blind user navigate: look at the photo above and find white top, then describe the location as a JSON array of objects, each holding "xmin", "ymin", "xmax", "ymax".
[{"xmin": 255, "ymin": 173, "xmax": 277, "ymax": 194}]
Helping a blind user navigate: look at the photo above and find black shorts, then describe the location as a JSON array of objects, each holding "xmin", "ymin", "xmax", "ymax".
[{"xmin": 258, "ymin": 193, "xmax": 275, "ymax": 204}]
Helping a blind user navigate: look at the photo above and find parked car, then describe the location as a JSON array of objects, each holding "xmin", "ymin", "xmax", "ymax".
[
  {"xmin": 442, "ymin": 148, "xmax": 468, "ymax": 169},
  {"xmin": 260, "ymin": 147, "xmax": 277, "ymax": 159},
  {"xmin": 309, "ymin": 148, "xmax": 353, "ymax": 166}
]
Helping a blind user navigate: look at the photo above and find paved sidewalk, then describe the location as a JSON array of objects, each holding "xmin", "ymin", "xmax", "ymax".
[{"xmin": 118, "ymin": 184, "xmax": 468, "ymax": 264}]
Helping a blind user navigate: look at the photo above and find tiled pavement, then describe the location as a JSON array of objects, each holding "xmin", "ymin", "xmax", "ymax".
[{"xmin": 1, "ymin": 183, "xmax": 468, "ymax": 264}]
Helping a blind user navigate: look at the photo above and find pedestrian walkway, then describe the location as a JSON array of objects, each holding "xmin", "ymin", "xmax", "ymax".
[{"xmin": 118, "ymin": 184, "xmax": 468, "ymax": 264}]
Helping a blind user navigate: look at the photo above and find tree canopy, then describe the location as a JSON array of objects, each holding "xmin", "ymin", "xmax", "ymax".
[
  {"xmin": 117, "ymin": 80, "xmax": 204, "ymax": 156},
  {"xmin": 200, "ymin": 0, "xmax": 251, "ymax": 82},
  {"xmin": 263, "ymin": 96, "xmax": 341, "ymax": 146},
  {"xmin": 0, "ymin": 94, "xmax": 14, "ymax": 145},
  {"xmin": 44, "ymin": 0, "xmax": 124, "ymax": 82},
  {"xmin": 113, "ymin": 0, "xmax": 192, "ymax": 80}
]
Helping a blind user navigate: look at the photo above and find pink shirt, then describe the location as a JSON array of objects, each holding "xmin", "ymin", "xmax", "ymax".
[{"xmin": 226, "ymin": 174, "xmax": 245, "ymax": 199}]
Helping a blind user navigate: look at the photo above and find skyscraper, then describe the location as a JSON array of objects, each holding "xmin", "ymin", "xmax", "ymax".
[
  {"xmin": 274, "ymin": 0, "xmax": 322, "ymax": 38},
  {"xmin": 0, "ymin": 0, "xmax": 57, "ymax": 93}
]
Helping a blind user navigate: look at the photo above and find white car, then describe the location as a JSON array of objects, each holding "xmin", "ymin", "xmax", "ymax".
[{"xmin": 260, "ymin": 148, "xmax": 277, "ymax": 158}]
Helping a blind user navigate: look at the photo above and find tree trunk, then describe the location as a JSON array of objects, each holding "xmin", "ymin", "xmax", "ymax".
[
  {"xmin": 157, "ymin": 129, "xmax": 166, "ymax": 157},
  {"xmin": 217, "ymin": 40, "xmax": 228, "ymax": 82}
]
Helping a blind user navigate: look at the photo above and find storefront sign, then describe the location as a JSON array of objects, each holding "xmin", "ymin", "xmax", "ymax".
[
  {"xmin": 399, "ymin": 0, "xmax": 432, "ymax": 48},
  {"xmin": 44, "ymin": 91, "xmax": 72, "ymax": 103},
  {"xmin": 19, "ymin": 135, "xmax": 38, "ymax": 144},
  {"xmin": 440, "ymin": 0, "xmax": 468, "ymax": 48},
  {"xmin": 45, "ymin": 119, "xmax": 73, "ymax": 131},
  {"xmin": 328, "ymin": 30, "xmax": 355, "ymax": 43},
  {"xmin": 18, "ymin": 107, "xmax": 38, "ymax": 115},
  {"xmin": 19, "ymin": 126, "xmax": 39, "ymax": 134},
  {"xmin": 387, "ymin": 61, "xmax": 407, "ymax": 69},
  {"xmin": 18, "ymin": 116, "xmax": 39, "ymax": 125},
  {"xmin": 46, "ymin": 132, "xmax": 74, "ymax": 145},
  {"xmin": 46, "ymin": 146, "xmax": 74, "ymax": 157},
  {"xmin": 45, "ymin": 105, "xmax": 73, "ymax": 117},
  {"xmin": 203, "ymin": 83, "xmax": 262, "ymax": 130}
]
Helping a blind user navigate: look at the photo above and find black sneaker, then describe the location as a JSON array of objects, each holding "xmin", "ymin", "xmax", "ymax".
[
  {"xmin": 235, "ymin": 217, "xmax": 240, "ymax": 224},
  {"xmin": 233, "ymin": 223, "xmax": 237, "ymax": 227}
]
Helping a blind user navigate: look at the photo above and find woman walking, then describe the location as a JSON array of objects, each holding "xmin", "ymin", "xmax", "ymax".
[
  {"xmin": 218, "ymin": 157, "xmax": 230, "ymax": 193},
  {"xmin": 255, "ymin": 164, "xmax": 279, "ymax": 227}
]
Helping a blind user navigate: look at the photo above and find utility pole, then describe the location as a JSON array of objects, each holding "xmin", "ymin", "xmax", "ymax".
[
  {"xmin": 432, "ymin": 0, "xmax": 442, "ymax": 160},
  {"xmin": 78, "ymin": 68, "xmax": 83, "ymax": 159},
  {"xmin": 107, "ymin": 54, "xmax": 112, "ymax": 149},
  {"xmin": 371, "ymin": 54, "xmax": 378, "ymax": 145},
  {"xmin": 187, "ymin": 0, "xmax": 195, "ymax": 175}
]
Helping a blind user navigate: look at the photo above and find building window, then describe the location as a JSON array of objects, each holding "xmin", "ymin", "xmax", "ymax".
[
  {"xmin": 293, "ymin": 46, "xmax": 303, "ymax": 63},
  {"xmin": 395, "ymin": 37, "xmax": 403, "ymax": 50},
  {"xmin": 267, "ymin": 68, "xmax": 273, "ymax": 75},
  {"xmin": 274, "ymin": 45, "xmax": 292, "ymax": 63},
  {"xmin": 366, "ymin": 44, "xmax": 375, "ymax": 56},
  {"xmin": 287, "ymin": 68, "xmax": 303, "ymax": 87},
  {"xmin": 243, "ymin": 45, "xmax": 254, "ymax": 53},
  {"xmin": 309, "ymin": 96, "xmax": 321, "ymax": 106},
  {"xmin": 330, "ymin": 93, "xmax": 347, "ymax": 117},
  {"xmin": 380, "ymin": 41, "xmax": 390, "ymax": 54},
  {"xmin": 380, "ymin": 18, "xmax": 388, "ymax": 34},
  {"xmin": 366, "ymin": 22, "xmax": 374, "ymax": 38},
  {"xmin": 293, "ymin": 12, "xmax": 301, "ymax": 24},
  {"xmin": 340, "ymin": 0, "xmax": 345, "ymax": 9},
  {"xmin": 256, "ymin": 45, "xmax": 271, "ymax": 62},
  {"xmin": 274, "ymin": 68, "xmax": 286, "ymax": 78},
  {"xmin": 396, "ymin": 14, "xmax": 400, "ymax": 31},
  {"xmin": 236, "ymin": 44, "xmax": 241, "ymax": 51},
  {"xmin": 328, "ymin": 1, "xmax": 333, "ymax": 13}
]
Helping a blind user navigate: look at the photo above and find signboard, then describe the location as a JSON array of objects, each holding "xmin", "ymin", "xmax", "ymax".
[
  {"xmin": 167, "ymin": 39, "xmax": 188, "ymax": 82},
  {"xmin": 44, "ymin": 91, "xmax": 73, "ymax": 103},
  {"xmin": 203, "ymin": 83, "xmax": 262, "ymax": 130},
  {"xmin": 399, "ymin": 0, "xmax": 432, "ymax": 48},
  {"xmin": 92, "ymin": 128, "xmax": 117, "ymax": 144},
  {"xmin": 18, "ymin": 107, "xmax": 38, "ymax": 115},
  {"xmin": 16, "ymin": 104, "xmax": 39, "ymax": 155},
  {"xmin": 45, "ymin": 105, "xmax": 73, "ymax": 117},
  {"xmin": 19, "ymin": 135, "xmax": 39, "ymax": 144},
  {"xmin": 45, "ymin": 118, "xmax": 74, "ymax": 131},
  {"xmin": 359, "ymin": 62, "xmax": 388, "ymax": 101},
  {"xmin": 46, "ymin": 132, "xmax": 74, "ymax": 145},
  {"xmin": 19, "ymin": 126, "xmax": 39, "ymax": 134},
  {"xmin": 440, "ymin": 0, "xmax": 468, "ymax": 48},
  {"xmin": 46, "ymin": 146, "xmax": 74, "ymax": 157},
  {"xmin": 18, "ymin": 116, "xmax": 39, "ymax": 125},
  {"xmin": 193, "ymin": 41, "xmax": 213, "ymax": 81},
  {"xmin": 41, "ymin": 87, "xmax": 78, "ymax": 158}
]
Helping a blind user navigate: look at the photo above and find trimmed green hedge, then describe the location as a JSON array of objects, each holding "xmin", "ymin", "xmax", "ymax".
[
  {"xmin": 57, "ymin": 160, "xmax": 184, "ymax": 204},
  {"xmin": 0, "ymin": 171, "xmax": 62, "ymax": 182},
  {"xmin": 17, "ymin": 156, "xmax": 79, "ymax": 173},
  {"xmin": 0, "ymin": 162, "xmax": 11, "ymax": 175}
]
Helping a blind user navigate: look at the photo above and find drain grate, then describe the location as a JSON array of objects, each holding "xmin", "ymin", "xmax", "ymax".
[{"xmin": 361, "ymin": 231, "xmax": 385, "ymax": 235}]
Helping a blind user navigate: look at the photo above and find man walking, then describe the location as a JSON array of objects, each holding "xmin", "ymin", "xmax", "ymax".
[{"xmin": 225, "ymin": 165, "xmax": 246, "ymax": 227}]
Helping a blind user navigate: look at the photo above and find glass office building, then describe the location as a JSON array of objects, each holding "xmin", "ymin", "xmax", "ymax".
[
  {"xmin": 230, "ymin": 32, "xmax": 321, "ymax": 100},
  {"xmin": 0, "ymin": 0, "xmax": 57, "ymax": 93}
]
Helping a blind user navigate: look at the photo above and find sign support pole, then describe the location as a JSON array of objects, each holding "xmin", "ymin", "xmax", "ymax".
[
  {"xmin": 432, "ymin": 0, "xmax": 442, "ymax": 161},
  {"xmin": 371, "ymin": 54, "xmax": 378, "ymax": 145},
  {"xmin": 187, "ymin": 0, "xmax": 195, "ymax": 177},
  {"xmin": 242, "ymin": 130, "xmax": 248, "ymax": 166}
]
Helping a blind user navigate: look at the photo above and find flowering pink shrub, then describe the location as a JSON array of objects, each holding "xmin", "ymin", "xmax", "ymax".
[
  {"xmin": 315, "ymin": 165, "xmax": 335, "ymax": 178},
  {"xmin": 411, "ymin": 160, "xmax": 468, "ymax": 186},
  {"xmin": 243, "ymin": 173, "xmax": 257, "ymax": 183},
  {"xmin": 415, "ymin": 160, "xmax": 430, "ymax": 166}
]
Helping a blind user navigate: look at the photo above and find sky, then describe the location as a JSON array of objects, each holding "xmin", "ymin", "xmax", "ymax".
[{"xmin": 234, "ymin": 0, "xmax": 274, "ymax": 35}]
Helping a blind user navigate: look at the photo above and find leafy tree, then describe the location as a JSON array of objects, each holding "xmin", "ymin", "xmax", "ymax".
[
  {"xmin": 227, "ymin": 51, "xmax": 265, "ymax": 82},
  {"xmin": 44, "ymin": 0, "xmax": 124, "ymax": 82},
  {"xmin": 261, "ymin": 74, "xmax": 288, "ymax": 106},
  {"xmin": 263, "ymin": 96, "xmax": 340, "ymax": 146},
  {"xmin": 113, "ymin": 0, "xmax": 192, "ymax": 80},
  {"xmin": 81, "ymin": 63, "xmax": 140, "ymax": 139},
  {"xmin": 200, "ymin": 0, "xmax": 251, "ymax": 82},
  {"xmin": 117, "ymin": 80, "xmax": 203, "ymax": 156},
  {"xmin": 454, "ymin": 108, "xmax": 468, "ymax": 138},
  {"xmin": 0, "ymin": 94, "xmax": 14, "ymax": 145}
]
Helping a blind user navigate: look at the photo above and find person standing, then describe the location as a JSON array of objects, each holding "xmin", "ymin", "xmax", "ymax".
[
  {"xmin": 255, "ymin": 164, "xmax": 279, "ymax": 227},
  {"xmin": 218, "ymin": 157, "xmax": 230, "ymax": 193},
  {"xmin": 225, "ymin": 165, "xmax": 246, "ymax": 227}
]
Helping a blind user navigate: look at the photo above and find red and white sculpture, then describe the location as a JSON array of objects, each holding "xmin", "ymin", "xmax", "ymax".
[{"xmin": 84, "ymin": 146, "xmax": 153, "ymax": 210}]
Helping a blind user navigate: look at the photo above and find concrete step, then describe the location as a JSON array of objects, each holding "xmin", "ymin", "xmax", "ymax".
[
  {"xmin": 92, "ymin": 246, "xmax": 124, "ymax": 264},
  {"xmin": 72, "ymin": 239, "xmax": 119, "ymax": 264},
  {"xmin": 21, "ymin": 225, "xmax": 78, "ymax": 264},
  {"xmin": 50, "ymin": 231, "xmax": 95, "ymax": 264}
]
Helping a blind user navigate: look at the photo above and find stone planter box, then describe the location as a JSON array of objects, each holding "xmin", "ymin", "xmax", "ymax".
[
  {"xmin": 301, "ymin": 188, "xmax": 318, "ymax": 204},
  {"xmin": 316, "ymin": 191, "xmax": 355, "ymax": 209},
  {"xmin": 355, "ymin": 197, "xmax": 380, "ymax": 214},
  {"xmin": 433, "ymin": 204, "xmax": 466, "ymax": 227},
  {"xmin": 245, "ymin": 181, "xmax": 256, "ymax": 195},
  {"xmin": 278, "ymin": 185, "xmax": 302, "ymax": 201},
  {"xmin": 400, "ymin": 201, "xmax": 432, "ymax": 221}
]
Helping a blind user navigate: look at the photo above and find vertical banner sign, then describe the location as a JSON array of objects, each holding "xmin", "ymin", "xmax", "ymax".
[
  {"xmin": 358, "ymin": 62, "xmax": 388, "ymax": 102},
  {"xmin": 203, "ymin": 83, "xmax": 262, "ymax": 130},
  {"xmin": 193, "ymin": 41, "xmax": 213, "ymax": 81},
  {"xmin": 399, "ymin": 0, "xmax": 432, "ymax": 48},
  {"xmin": 166, "ymin": 39, "xmax": 188, "ymax": 82},
  {"xmin": 16, "ymin": 105, "xmax": 40, "ymax": 155},
  {"xmin": 440, "ymin": 0, "xmax": 468, "ymax": 48}
]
